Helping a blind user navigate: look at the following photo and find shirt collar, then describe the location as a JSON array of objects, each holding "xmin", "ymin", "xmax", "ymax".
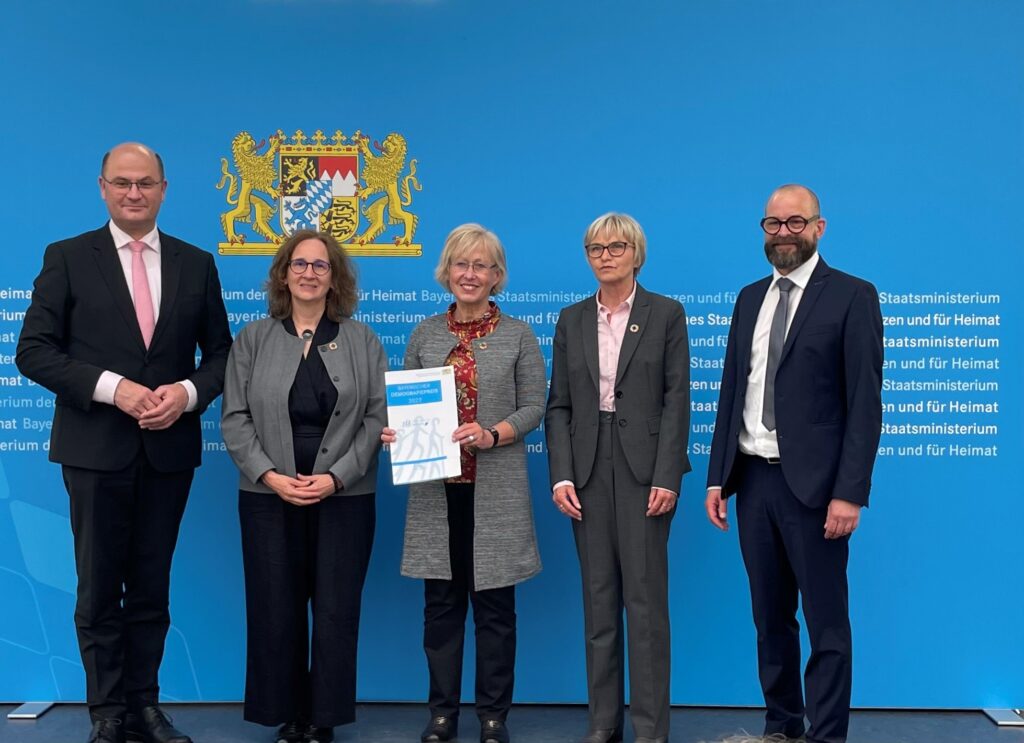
[
  {"xmin": 596, "ymin": 281, "xmax": 637, "ymax": 313},
  {"xmin": 772, "ymin": 250, "xmax": 819, "ymax": 292},
  {"xmin": 109, "ymin": 221, "xmax": 161, "ymax": 253}
]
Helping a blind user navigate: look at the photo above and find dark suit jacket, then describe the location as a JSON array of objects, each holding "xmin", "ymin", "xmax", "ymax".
[
  {"xmin": 707, "ymin": 258, "xmax": 883, "ymax": 509},
  {"xmin": 546, "ymin": 283, "xmax": 691, "ymax": 491},
  {"xmin": 16, "ymin": 224, "xmax": 232, "ymax": 473}
]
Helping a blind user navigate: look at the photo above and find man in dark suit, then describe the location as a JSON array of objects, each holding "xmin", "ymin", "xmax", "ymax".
[
  {"xmin": 705, "ymin": 185, "xmax": 883, "ymax": 743},
  {"xmin": 16, "ymin": 143, "xmax": 232, "ymax": 743},
  {"xmin": 546, "ymin": 213, "xmax": 690, "ymax": 743}
]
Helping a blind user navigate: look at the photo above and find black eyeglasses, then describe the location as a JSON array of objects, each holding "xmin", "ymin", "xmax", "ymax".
[
  {"xmin": 585, "ymin": 241, "xmax": 632, "ymax": 258},
  {"xmin": 289, "ymin": 258, "xmax": 331, "ymax": 275},
  {"xmin": 760, "ymin": 215, "xmax": 820, "ymax": 235}
]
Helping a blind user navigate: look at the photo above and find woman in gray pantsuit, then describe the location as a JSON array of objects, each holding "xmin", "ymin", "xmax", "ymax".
[
  {"xmin": 545, "ymin": 213, "xmax": 691, "ymax": 743},
  {"xmin": 382, "ymin": 224, "xmax": 546, "ymax": 743}
]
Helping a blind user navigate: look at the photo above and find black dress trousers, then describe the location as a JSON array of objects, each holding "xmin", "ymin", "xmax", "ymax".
[
  {"xmin": 423, "ymin": 482, "xmax": 516, "ymax": 722},
  {"xmin": 63, "ymin": 455, "xmax": 193, "ymax": 721},
  {"xmin": 239, "ymin": 317, "xmax": 376, "ymax": 728},
  {"xmin": 239, "ymin": 489, "xmax": 374, "ymax": 727}
]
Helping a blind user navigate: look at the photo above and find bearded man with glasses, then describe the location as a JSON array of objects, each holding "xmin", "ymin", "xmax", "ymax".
[
  {"xmin": 705, "ymin": 184, "xmax": 883, "ymax": 743},
  {"xmin": 17, "ymin": 143, "xmax": 232, "ymax": 743}
]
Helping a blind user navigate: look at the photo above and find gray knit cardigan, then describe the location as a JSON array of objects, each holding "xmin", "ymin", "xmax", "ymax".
[{"xmin": 399, "ymin": 312, "xmax": 546, "ymax": 590}]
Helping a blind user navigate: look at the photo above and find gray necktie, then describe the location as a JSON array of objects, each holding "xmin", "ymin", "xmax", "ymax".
[{"xmin": 762, "ymin": 277, "xmax": 794, "ymax": 432}]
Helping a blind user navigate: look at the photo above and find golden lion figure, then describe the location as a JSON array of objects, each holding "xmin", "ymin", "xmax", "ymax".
[
  {"xmin": 353, "ymin": 132, "xmax": 422, "ymax": 245},
  {"xmin": 217, "ymin": 132, "xmax": 282, "ymax": 244}
]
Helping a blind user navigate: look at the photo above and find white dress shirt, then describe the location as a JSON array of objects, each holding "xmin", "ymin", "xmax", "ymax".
[
  {"xmin": 737, "ymin": 251, "xmax": 820, "ymax": 459},
  {"xmin": 92, "ymin": 221, "xmax": 198, "ymax": 410}
]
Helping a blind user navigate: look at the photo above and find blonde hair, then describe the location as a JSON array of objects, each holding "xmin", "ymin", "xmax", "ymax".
[
  {"xmin": 434, "ymin": 223, "xmax": 509, "ymax": 295},
  {"xmin": 583, "ymin": 212, "xmax": 647, "ymax": 276}
]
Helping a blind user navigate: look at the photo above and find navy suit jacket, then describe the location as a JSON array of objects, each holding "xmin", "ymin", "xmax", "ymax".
[
  {"xmin": 707, "ymin": 258, "xmax": 883, "ymax": 509},
  {"xmin": 16, "ymin": 225, "xmax": 233, "ymax": 473}
]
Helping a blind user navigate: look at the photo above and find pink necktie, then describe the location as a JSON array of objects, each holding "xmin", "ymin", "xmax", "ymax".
[{"xmin": 128, "ymin": 241, "xmax": 155, "ymax": 348}]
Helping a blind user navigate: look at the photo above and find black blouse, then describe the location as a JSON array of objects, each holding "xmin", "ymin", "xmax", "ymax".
[{"xmin": 283, "ymin": 316, "xmax": 340, "ymax": 475}]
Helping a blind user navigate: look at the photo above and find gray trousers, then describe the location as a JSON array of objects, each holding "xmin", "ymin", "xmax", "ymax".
[{"xmin": 572, "ymin": 414, "xmax": 673, "ymax": 739}]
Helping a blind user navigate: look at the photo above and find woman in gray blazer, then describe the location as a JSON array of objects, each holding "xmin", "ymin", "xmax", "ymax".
[
  {"xmin": 382, "ymin": 224, "xmax": 546, "ymax": 743},
  {"xmin": 546, "ymin": 213, "xmax": 690, "ymax": 743},
  {"xmin": 221, "ymin": 230, "xmax": 387, "ymax": 743}
]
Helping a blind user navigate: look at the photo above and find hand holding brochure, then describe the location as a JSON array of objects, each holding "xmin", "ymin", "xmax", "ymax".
[{"xmin": 385, "ymin": 366, "xmax": 462, "ymax": 485}]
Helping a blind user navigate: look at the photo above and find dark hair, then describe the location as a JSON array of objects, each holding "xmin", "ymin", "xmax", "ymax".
[
  {"xmin": 100, "ymin": 144, "xmax": 165, "ymax": 179},
  {"xmin": 266, "ymin": 230, "xmax": 358, "ymax": 321}
]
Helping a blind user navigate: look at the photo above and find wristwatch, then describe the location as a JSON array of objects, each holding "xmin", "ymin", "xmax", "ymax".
[{"xmin": 487, "ymin": 427, "xmax": 500, "ymax": 448}]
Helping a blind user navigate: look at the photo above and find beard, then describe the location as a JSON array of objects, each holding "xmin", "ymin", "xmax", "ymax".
[{"xmin": 764, "ymin": 233, "xmax": 817, "ymax": 271}]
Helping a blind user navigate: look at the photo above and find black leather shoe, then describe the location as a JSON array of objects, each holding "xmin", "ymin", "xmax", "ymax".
[
  {"xmin": 88, "ymin": 719, "xmax": 125, "ymax": 743},
  {"xmin": 124, "ymin": 706, "xmax": 191, "ymax": 743},
  {"xmin": 480, "ymin": 719, "xmax": 509, "ymax": 743},
  {"xmin": 578, "ymin": 729, "xmax": 623, "ymax": 743},
  {"xmin": 421, "ymin": 715, "xmax": 458, "ymax": 742},
  {"xmin": 274, "ymin": 721, "xmax": 306, "ymax": 743},
  {"xmin": 306, "ymin": 726, "xmax": 334, "ymax": 743}
]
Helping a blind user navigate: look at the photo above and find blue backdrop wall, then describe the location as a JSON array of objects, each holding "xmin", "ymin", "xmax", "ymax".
[{"xmin": 1, "ymin": 0, "xmax": 1021, "ymax": 709}]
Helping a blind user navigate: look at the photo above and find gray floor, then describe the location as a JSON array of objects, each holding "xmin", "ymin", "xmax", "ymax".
[{"xmin": 2, "ymin": 703, "xmax": 1022, "ymax": 743}]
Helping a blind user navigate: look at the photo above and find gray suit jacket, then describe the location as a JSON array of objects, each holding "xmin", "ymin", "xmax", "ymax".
[
  {"xmin": 400, "ymin": 312, "xmax": 546, "ymax": 590},
  {"xmin": 546, "ymin": 283, "xmax": 692, "ymax": 491},
  {"xmin": 221, "ymin": 317, "xmax": 387, "ymax": 495}
]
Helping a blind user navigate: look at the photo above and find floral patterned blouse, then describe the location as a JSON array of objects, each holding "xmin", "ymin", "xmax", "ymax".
[{"xmin": 445, "ymin": 301, "xmax": 501, "ymax": 483}]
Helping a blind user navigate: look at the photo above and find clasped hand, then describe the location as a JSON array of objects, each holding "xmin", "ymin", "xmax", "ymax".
[
  {"xmin": 262, "ymin": 471, "xmax": 335, "ymax": 506},
  {"xmin": 115, "ymin": 379, "xmax": 188, "ymax": 430}
]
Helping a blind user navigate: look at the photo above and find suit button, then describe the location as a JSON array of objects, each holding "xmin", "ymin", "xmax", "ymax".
[
  {"xmin": 321, "ymin": 448, "xmax": 328, "ymax": 454},
  {"xmin": 615, "ymin": 390, "xmax": 623, "ymax": 399},
  {"xmin": 618, "ymin": 419, "xmax": 627, "ymax": 427}
]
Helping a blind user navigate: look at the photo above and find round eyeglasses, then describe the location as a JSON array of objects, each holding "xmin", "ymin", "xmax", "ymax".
[
  {"xmin": 289, "ymin": 258, "xmax": 331, "ymax": 275},
  {"xmin": 760, "ymin": 215, "xmax": 820, "ymax": 235}
]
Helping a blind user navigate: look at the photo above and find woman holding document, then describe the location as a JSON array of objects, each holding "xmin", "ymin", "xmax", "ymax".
[
  {"xmin": 382, "ymin": 224, "xmax": 546, "ymax": 743},
  {"xmin": 221, "ymin": 229, "xmax": 387, "ymax": 743}
]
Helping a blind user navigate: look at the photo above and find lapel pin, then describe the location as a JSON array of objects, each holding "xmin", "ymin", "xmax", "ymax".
[
  {"xmin": 328, "ymin": 342, "xmax": 338, "ymax": 350},
  {"xmin": 629, "ymin": 324, "xmax": 639, "ymax": 333},
  {"xmin": 478, "ymin": 342, "xmax": 488, "ymax": 349}
]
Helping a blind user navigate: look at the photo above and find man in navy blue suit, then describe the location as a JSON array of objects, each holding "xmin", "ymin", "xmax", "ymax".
[{"xmin": 705, "ymin": 185, "xmax": 883, "ymax": 743}]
